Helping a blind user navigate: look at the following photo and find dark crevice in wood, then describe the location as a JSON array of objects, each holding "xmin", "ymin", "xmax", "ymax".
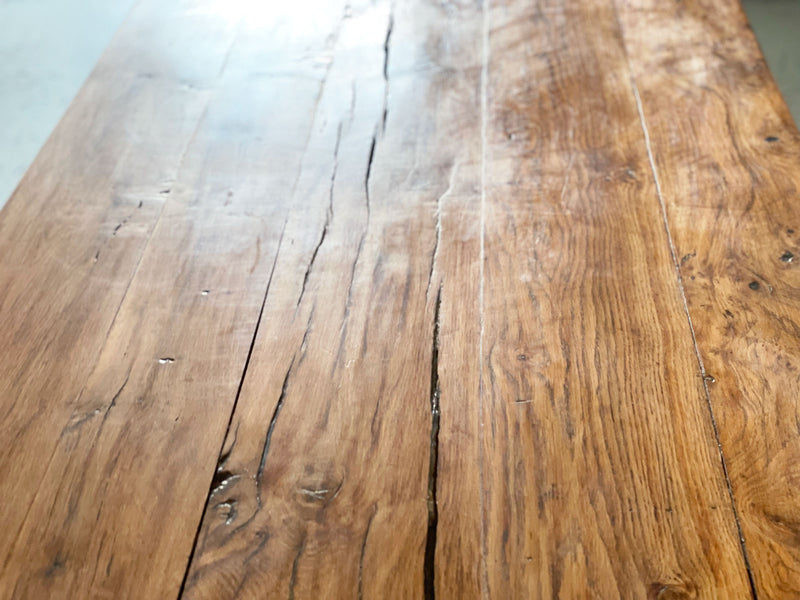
[
  {"xmin": 100, "ymin": 200, "xmax": 167, "ymax": 348},
  {"xmin": 424, "ymin": 286, "xmax": 442, "ymax": 600},
  {"xmin": 335, "ymin": 231, "xmax": 366, "ymax": 373},
  {"xmin": 257, "ymin": 354, "xmax": 297, "ymax": 508},
  {"xmin": 357, "ymin": 506, "xmax": 377, "ymax": 600},
  {"xmin": 62, "ymin": 370, "xmax": 131, "ymax": 436},
  {"xmin": 381, "ymin": 9, "xmax": 393, "ymax": 131},
  {"xmin": 243, "ymin": 530, "xmax": 270, "ymax": 566},
  {"xmin": 44, "ymin": 554, "xmax": 65, "ymax": 578},
  {"xmin": 100, "ymin": 372, "xmax": 129, "ymax": 426},
  {"xmin": 288, "ymin": 533, "xmax": 307, "ymax": 600},
  {"xmin": 425, "ymin": 225, "xmax": 440, "ymax": 304},
  {"xmin": 334, "ymin": 56, "xmax": 381, "ymax": 364},
  {"xmin": 297, "ymin": 122, "xmax": 343, "ymax": 308},
  {"xmin": 216, "ymin": 423, "xmax": 239, "ymax": 470},
  {"xmin": 175, "ymin": 219, "xmax": 288, "ymax": 600},
  {"xmin": 346, "ymin": 234, "xmax": 366, "ymax": 323},
  {"xmin": 365, "ymin": 132, "xmax": 376, "ymax": 217},
  {"xmin": 426, "ymin": 162, "xmax": 456, "ymax": 301},
  {"xmin": 299, "ymin": 305, "xmax": 315, "ymax": 358},
  {"xmin": 383, "ymin": 12, "xmax": 392, "ymax": 83}
]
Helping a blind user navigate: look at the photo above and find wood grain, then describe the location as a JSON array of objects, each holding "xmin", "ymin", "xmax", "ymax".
[
  {"xmin": 0, "ymin": 0, "xmax": 347, "ymax": 597},
  {"xmin": 617, "ymin": 0, "xmax": 800, "ymax": 596},
  {"xmin": 0, "ymin": 0, "xmax": 797, "ymax": 597},
  {"xmin": 0, "ymin": 2, "xmax": 230, "ymax": 564},
  {"xmin": 180, "ymin": 0, "xmax": 485, "ymax": 597},
  {"xmin": 480, "ymin": 0, "xmax": 752, "ymax": 596}
]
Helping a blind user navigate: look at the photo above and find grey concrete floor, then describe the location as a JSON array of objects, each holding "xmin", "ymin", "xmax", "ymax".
[
  {"xmin": 0, "ymin": 0, "xmax": 797, "ymax": 208},
  {"xmin": 0, "ymin": 0, "xmax": 134, "ymax": 207},
  {"xmin": 742, "ymin": 0, "xmax": 800, "ymax": 123}
]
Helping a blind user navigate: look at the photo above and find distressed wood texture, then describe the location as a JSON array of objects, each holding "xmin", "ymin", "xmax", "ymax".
[
  {"xmin": 617, "ymin": 0, "xmax": 800, "ymax": 596},
  {"xmin": 180, "ymin": 0, "xmax": 485, "ymax": 597},
  {"xmin": 0, "ymin": 0, "xmax": 798, "ymax": 597},
  {"xmin": 0, "ymin": 0, "xmax": 349, "ymax": 597},
  {"xmin": 480, "ymin": 0, "xmax": 751, "ymax": 597}
]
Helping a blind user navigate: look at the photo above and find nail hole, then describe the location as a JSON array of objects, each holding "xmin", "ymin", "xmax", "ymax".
[
  {"xmin": 749, "ymin": 281, "xmax": 760, "ymax": 290},
  {"xmin": 766, "ymin": 136, "xmax": 779, "ymax": 143}
]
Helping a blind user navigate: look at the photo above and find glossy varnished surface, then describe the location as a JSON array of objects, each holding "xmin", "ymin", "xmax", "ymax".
[{"xmin": 0, "ymin": 0, "xmax": 798, "ymax": 597}]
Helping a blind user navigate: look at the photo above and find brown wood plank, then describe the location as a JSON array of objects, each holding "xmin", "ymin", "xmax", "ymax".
[
  {"xmin": 0, "ymin": 1, "xmax": 347, "ymax": 597},
  {"xmin": 0, "ymin": 1, "xmax": 234, "ymax": 563},
  {"xmin": 480, "ymin": 0, "xmax": 752, "ymax": 596},
  {"xmin": 181, "ymin": 0, "xmax": 485, "ymax": 597},
  {"xmin": 616, "ymin": 0, "xmax": 800, "ymax": 596}
]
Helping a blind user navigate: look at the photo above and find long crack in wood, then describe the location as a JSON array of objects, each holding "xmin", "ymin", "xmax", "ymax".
[
  {"xmin": 382, "ymin": 9, "xmax": 393, "ymax": 131},
  {"xmin": 365, "ymin": 132, "xmax": 376, "ymax": 217},
  {"xmin": 335, "ymin": 232, "xmax": 366, "ymax": 371},
  {"xmin": 426, "ymin": 162, "xmax": 457, "ymax": 301},
  {"xmin": 357, "ymin": 507, "xmax": 377, "ymax": 600},
  {"xmin": 256, "ymin": 355, "xmax": 297, "ymax": 508},
  {"xmin": 216, "ymin": 423, "xmax": 239, "ymax": 469},
  {"xmin": 299, "ymin": 305, "xmax": 315, "ymax": 358},
  {"xmin": 297, "ymin": 122, "xmax": 343, "ymax": 307},
  {"xmin": 99, "ymin": 371, "xmax": 130, "ymax": 430},
  {"xmin": 177, "ymin": 218, "xmax": 288, "ymax": 597},
  {"xmin": 288, "ymin": 533, "xmax": 307, "ymax": 600},
  {"xmin": 424, "ymin": 287, "xmax": 442, "ymax": 600},
  {"xmin": 62, "ymin": 370, "xmax": 130, "ymax": 435}
]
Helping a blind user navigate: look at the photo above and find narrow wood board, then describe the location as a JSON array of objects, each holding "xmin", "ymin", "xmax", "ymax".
[{"xmin": 617, "ymin": 0, "xmax": 800, "ymax": 596}]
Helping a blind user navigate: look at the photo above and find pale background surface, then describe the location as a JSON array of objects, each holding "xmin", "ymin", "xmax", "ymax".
[
  {"xmin": 0, "ymin": 0, "xmax": 796, "ymax": 208},
  {"xmin": 0, "ymin": 0, "xmax": 135, "ymax": 206},
  {"xmin": 742, "ymin": 0, "xmax": 800, "ymax": 124}
]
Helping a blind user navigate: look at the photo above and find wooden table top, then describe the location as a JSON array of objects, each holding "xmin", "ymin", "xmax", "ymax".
[{"xmin": 1, "ymin": 0, "xmax": 799, "ymax": 597}]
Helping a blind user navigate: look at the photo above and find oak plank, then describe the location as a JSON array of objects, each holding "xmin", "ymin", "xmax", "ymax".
[
  {"xmin": 0, "ymin": 0, "xmax": 238, "ymax": 576},
  {"xmin": 181, "ymin": 0, "xmax": 485, "ymax": 597},
  {"xmin": 616, "ymin": 0, "xmax": 800, "ymax": 595},
  {"xmin": 480, "ymin": 0, "xmax": 752, "ymax": 596},
  {"xmin": 0, "ymin": 1, "xmax": 347, "ymax": 597}
]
